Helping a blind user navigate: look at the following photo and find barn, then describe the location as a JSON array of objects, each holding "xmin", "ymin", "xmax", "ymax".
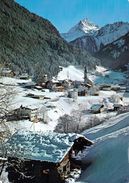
[{"xmin": 5, "ymin": 131, "xmax": 93, "ymax": 183}]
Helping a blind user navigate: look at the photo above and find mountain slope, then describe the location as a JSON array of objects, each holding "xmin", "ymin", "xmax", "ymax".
[
  {"xmin": 0, "ymin": 0, "xmax": 99, "ymax": 82},
  {"xmin": 96, "ymin": 32, "xmax": 129, "ymax": 70},
  {"xmin": 95, "ymin": 22, "xmax": 129, "ymax": 49},
  {"xmin": 70, "ymin": 22, "xmax": 129, "ymax": 54},
  {"xmin": 78, "ymin": 112, "xmax": 129, "ymax": 183},
  {"xmin": 61, "ymin": 19, "xmax": 99, "ymax": 42},
  {"xmin": 70, "ymin": 35, "xmax": 98, "ymax": 53}
]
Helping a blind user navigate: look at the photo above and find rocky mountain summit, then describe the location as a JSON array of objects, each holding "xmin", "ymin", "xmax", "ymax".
[{"xmin": 61, "ymin": 18, "xmax": 99, "ymax": 42}]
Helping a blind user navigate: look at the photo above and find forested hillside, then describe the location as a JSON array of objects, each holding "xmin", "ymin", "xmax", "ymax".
[{"xmin": 0, "ymin": 0, "xmax": 99, "ymax": 81}]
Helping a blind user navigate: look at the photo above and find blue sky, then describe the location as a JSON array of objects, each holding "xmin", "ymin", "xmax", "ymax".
[{"xmin": 16, "ymin": 0, "xmax": 129, "ymax": 33}]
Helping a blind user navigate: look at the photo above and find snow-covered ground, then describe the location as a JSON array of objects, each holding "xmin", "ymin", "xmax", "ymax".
[
  {"xmin": 57, "ymin": 65, "xmax": 126, "ymax": 85},
  {"xmin": 76, "ymin": 112, "xmax": 129, "ymax": 183},
  {"xmin": 0, "ymin": 65, "xmax": 128, "ymax": 183},
  {"xmin": 0, "ymin": 65, "xmax": 127, "ymax": 134},
  {"xmin": 57, "ymin": 65, "xmax": 84, "ymax": 81}
]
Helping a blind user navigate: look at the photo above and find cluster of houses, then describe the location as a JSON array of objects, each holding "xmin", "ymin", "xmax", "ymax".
[
  {"xmin": 18, "ymin": 66, "xmax": 95, "ymax": 98},
  {"xmin": 90, "ymin": 94, "xmax": 124, "ymax": 114},
  {"xmin": 2, "ymin": 66, "xmax": 125, "ymax": 123},
  {"xmin": 1, "ymin": 66, "xmax": 124, "ymax": 97},
  {"xmin": 18, "ymin": 78, "xmax": 93, "ymax": 96}
]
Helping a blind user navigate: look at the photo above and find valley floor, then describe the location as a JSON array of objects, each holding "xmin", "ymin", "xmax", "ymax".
[{"xmin": 0, "ymin": 65, "xmax": 129, "ymax": 183}]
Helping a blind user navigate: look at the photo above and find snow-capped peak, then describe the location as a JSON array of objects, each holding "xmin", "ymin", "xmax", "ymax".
[
  {"xmin": 69, "ymin": 18, "xmax": 99, "ymax": 34},
  {"xmin": 95, "ymin": 21, "xmax": 129, "ymax": 49},
  {"xmin": 61, "ymin": 18, "xmax": 99, "ymax": 42}
]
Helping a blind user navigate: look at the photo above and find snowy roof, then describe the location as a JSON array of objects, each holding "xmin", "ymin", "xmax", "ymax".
[
  {"xmin": 23, "ymin": 82, "xmax": 36, "ymax": 87},
  {"xmin": 1, "ymin": 70, "xmax": 13, "ymax": 74},
  {"xmin": 5, "ymin": 131, "xmax": 89, "ymax": 163},
  {"xmin": 91, "ymin": 104, "xmax": 104, "ymax": 111}
]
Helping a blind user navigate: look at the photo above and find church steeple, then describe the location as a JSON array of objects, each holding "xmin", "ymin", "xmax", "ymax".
[{"xmin": 84, "ymin": 66, "xmax": 87, "ymax": 84}]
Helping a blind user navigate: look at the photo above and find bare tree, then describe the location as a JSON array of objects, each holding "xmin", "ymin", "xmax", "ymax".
[
  {"xmin": 0, "ymin": 86, "xmax": 15, "ymax": 139},
  {"xmin": 0, "ymin": 85, "xmax": 15, "ymax": 178},
  {"xmin": 55, "ymin": 111, "xmax": 83, "ymax": 133},
  {"xmin": 55, "ymin": 105, "xmax": 104, "ymax": 134}
]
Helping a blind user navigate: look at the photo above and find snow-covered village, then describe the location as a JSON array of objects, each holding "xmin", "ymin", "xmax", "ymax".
[
  {"xmin": 0, "ymin": 65, "xmax": 129, "ymax": 183},
  {"xmin": 0, "ymin": 0, "xmax": 129, "ymax": 183}
]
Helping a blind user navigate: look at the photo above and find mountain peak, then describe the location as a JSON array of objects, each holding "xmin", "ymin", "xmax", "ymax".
[
  {"xmin": 79, "ymin": 18, "xmax": 90, "ymax": 24},
  {"xmin": 61, "ymin": 18, "xmax": 99, "ymax": 42},
  {"xmin": 79, "ymin": 18, "xmax": 98, "ymax": 27},
  {"xmin": 69, "ymin": 18, "xmax": 99, "ymax": 34}
]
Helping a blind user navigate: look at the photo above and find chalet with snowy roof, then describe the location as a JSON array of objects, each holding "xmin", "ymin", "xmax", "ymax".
[
  {"xmin": 19, "ymin": 73, "xmax": 29, "ymax": 80},
  {"xmin": 52, "ymin": 81, "xmax": 65, "ymax": 92},
  {"xmin": 34, "ymin": 85, "xmax": 43, "ymax": 90},
  {"xmin": 26, "ymin": 93, "xmax": 45, "ymax": 100},
  {"xmin": 5, "ymin": 131, "xmax": 93, "ymax": 183},
  {"xmin": 90, "ymin": 104, "xmax": 105, "ymax": 114},
  {"xmin": 7, "ymin": 105, "xmax": 38, "ymax": 122},
  {"xmin": 68, "ymin": 89, "xmax": 78, "ymax": 100},
  {"xmin": 78, "ymin": 85, "xmax": 87, "ymax": 96},
  {"xmin": 22, "ymin": 81, "xmax": 36, "ymax": 89},
  {"xmin": 0, "ymin": 68, "xmax": 16, "ymax": 77}
]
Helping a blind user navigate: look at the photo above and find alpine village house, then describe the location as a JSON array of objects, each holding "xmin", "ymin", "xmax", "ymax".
[{"xmin": 5, "ymin": 131, "xmax": 93, "ymax": 183}]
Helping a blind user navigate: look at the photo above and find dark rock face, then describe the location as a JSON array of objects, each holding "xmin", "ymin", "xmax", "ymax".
[
  {"xmin": 70, "ymin": 36, "xmax": 98, "ymax": 54},
  {"xmin": 96, "ymin": 32, "xmax": 129, "ymax": 70},
  {"xmin": 0, "ymin": 0, "xmax": 99, "ymax": 81}
]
